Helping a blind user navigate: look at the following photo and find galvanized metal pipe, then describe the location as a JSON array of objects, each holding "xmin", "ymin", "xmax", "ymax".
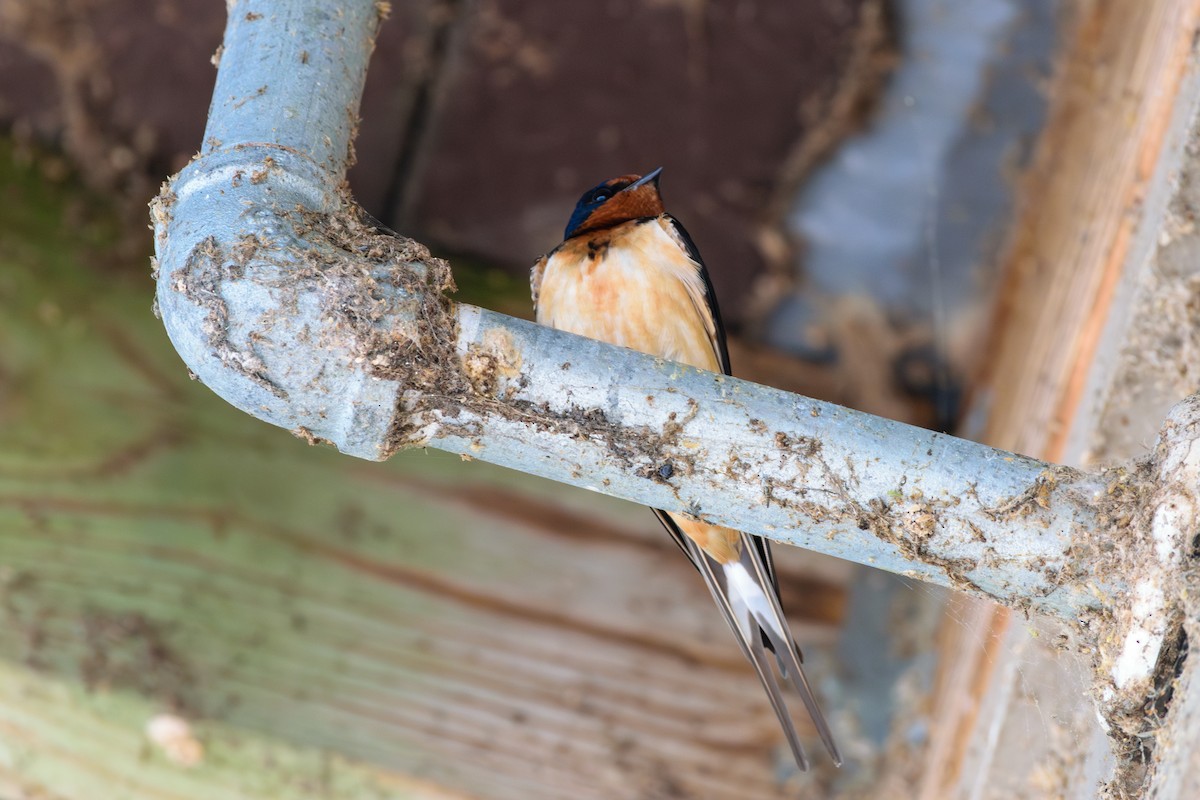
[
  {"xmin": 152, "ymin": 0, "xmax": 1162, "ymax": 629},
  {"xmin": 153, "ymin": 0, "xmax": 400, "ymax": 458},
  {"xmin": 436, "ymin": 306, "xmax": 1111, "ymax": 620}
]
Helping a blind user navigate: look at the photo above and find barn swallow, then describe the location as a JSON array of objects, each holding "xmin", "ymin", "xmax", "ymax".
[{"xmin": 531, "ymin": 169, "xmax": 841, "ymax": 771}]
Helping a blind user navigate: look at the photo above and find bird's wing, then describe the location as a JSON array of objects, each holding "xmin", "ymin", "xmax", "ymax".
[
  {"xmin": 657, "ymin": 216, "xmax": 731, "ymax": 374},
  {"xmin": 530, "ymin": 253, "xmax": 549, "ymax": 313},
  {"xmin": 655, "ymin": 215, "xmax": 840, "ymax": 768},
  {"xmin": 657, "ymin": 215, "xmax": 776, "ymax": 589}
]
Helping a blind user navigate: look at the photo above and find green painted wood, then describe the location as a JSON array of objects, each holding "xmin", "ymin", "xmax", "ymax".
[
  {"xmin": 0, "ymin": 148, "xmax": 848, "ymax": 799},
  {"xmin": 0, "ymin": 660, "xmax": 463, "ymax": 800}
]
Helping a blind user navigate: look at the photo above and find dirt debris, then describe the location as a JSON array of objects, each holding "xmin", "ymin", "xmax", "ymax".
[
  {"xmin": 461, "ymin": 328, "xmax": 524, "ymax": 397},
  {"xmin": 1093, "ymin": 445, "xmax": 1196, "ymax": 797},
  {"xmin": 80, "ymin": 609, "xmax": 198, "ymax": 714},
  {"xmin": 982, "ymin": 466, "xmax": 1078, "ymax": 521},
  {"xmin": 275, "ymin": 192, "xmax": 728, "ymax": 474},
  {"xmin": 267, "ymin": 191, "xmax": 461, "ymax": 451},
  {"xmin": 170, "ymin": 234, "xmax": 287, "ymax": 399},
  {"xmin": 292, "ymin": 426, "xmax": 334, "ymax": 448}
]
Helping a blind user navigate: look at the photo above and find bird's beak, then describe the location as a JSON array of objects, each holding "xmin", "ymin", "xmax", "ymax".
[{"xmin": 625, "ymin": 167, "xmax": 663, "ymax": 192}]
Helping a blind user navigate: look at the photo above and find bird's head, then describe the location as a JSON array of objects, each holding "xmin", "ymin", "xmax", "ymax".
[{"xmin": 563, "ymin": 167, "xmax": 665, "ymax": 239}]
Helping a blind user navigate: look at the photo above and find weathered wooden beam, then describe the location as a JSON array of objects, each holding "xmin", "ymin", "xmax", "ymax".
[
  {"xmin": 980, "ymin": 0, "xmax": 1200, "ymax": 463},
  {"xmin": 914, "ymin": 2, "xmax": 1200, "ymax": 797}
]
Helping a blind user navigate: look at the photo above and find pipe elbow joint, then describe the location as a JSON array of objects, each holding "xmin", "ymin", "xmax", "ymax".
[{"xmin": 152, "ymin": 144, "xmax": 451, "ymax": 460}]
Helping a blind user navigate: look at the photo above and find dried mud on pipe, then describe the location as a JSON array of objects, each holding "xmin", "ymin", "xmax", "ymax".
[
  {"xmin": 285, "ymin": 196, "xmax": 463, "ymax": 452},
  {"xmin": 1089, "ymin": 455, "xmax": 1190, "ymax": 796},
  {"xmin": 170, "ymin": 234, "xmax": 288, "ymax": 398}
]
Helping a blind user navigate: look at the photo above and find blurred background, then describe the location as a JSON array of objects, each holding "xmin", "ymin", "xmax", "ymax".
[{"xmin": 2, "ymin": 0, "xmax": 1196, "ymax": 798}]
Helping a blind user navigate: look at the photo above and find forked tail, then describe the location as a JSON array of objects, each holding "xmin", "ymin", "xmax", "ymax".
[{"xmin": 683, "ymin": 533, "xmax": 842, "ymax": 771}]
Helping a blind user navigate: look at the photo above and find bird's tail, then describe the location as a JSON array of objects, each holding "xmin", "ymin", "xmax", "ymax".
[{"xmin": 685, "ymin": 533, "xmax": 842, "ymax": 771}]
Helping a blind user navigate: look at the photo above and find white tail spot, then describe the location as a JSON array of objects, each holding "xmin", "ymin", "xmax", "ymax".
[{"xmin": 724, "ymin": 561, "xmax": 784, "ymax": 641}]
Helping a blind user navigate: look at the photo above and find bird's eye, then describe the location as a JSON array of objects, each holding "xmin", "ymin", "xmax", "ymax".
[{"xmin": 592, "ymin": 191, "xmax": 610, "ymax": 203}]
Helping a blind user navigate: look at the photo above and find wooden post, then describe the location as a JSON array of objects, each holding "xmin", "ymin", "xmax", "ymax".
[{"xmin": 907, "ymin": 3, "xmax": 1200, "ymax": 797}]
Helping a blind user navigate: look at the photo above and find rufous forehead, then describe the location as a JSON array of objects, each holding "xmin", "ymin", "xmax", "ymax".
[{"xmin": 604, "ymin": 173, "xmax": 642, "ymax": 187}]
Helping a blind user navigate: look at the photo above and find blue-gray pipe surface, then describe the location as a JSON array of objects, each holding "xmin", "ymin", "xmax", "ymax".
[{"xmin": 153, "ymin": 0, "xmax": 1117, "ymax": 621}]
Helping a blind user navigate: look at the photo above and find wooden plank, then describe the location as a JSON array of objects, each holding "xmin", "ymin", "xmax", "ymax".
[
  {"xmin": 0, "ymin": 146, "xmax": 850, "ymax": 798},
  {"xmin": 979, "ymin": 0, "xmax": 1200, "ymax": 462},
  {"xmin": 0, "ymin": 660, "xmax": 470, "ymax": 800},
  {"xmin": 907, "ymin": 2, "xmax": 1200, "ymax": 798},
  {"xmin": 1065, "ymin": 45, "xmax": 1200, "ymax": 800}
]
